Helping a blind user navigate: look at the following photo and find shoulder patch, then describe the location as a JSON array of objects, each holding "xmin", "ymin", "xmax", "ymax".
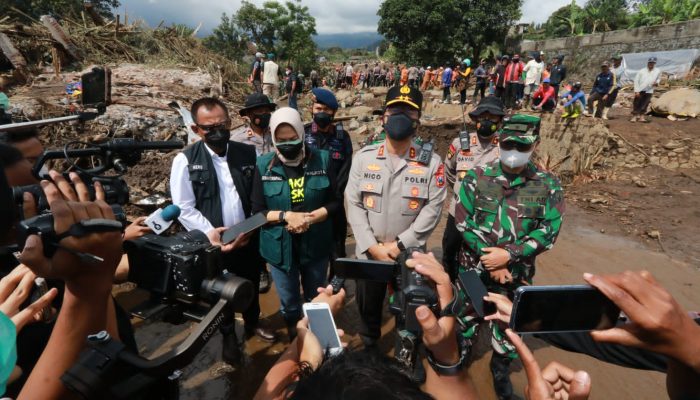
[{"xmin": 435, "ymin": 163, "xmax": 445, "ymax": 187}]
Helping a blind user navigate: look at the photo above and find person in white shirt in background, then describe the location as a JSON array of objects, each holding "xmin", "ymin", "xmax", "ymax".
[
  {"xmin": 262, "ymin": 53, "xmax": 280, "ymax": 101},
  {"xmin": 522, "ymin": 52, "xmax": 544, "ymax": 108},
  {"xmin": 631, "ymin": 56, "xmax": 661, "ymax": 123},
  {"xmin": 603, "ymin": 54, "xmax": 625, "ymax": 120},
  {"xmin": 170, "ymin": 97, "xmax": 278, "ymax": 366}
]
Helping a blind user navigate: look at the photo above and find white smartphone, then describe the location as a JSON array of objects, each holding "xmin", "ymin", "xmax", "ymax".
[{"xmin": 302, "ymin": 302, "xmax": 343, "ymax": 356}]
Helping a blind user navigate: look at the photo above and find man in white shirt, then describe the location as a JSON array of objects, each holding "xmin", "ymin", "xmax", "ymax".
[
  {"xmin": 522, "ymin": 53, "xmax": 544, "ymax": 108},
  {"xmin": 170, "ymin": 97, "xmax": 277, "ymax": 365},
  {"xmin": 631, "ymin": 56, "xmax": 661, "ymax": 123},
  {"xmin": 262, "ymin": 53, "xmax": 280, "ymax": 101},
  {"xmin": 345, "ymin": 62, "xmax": 354, "ymax": 88}
]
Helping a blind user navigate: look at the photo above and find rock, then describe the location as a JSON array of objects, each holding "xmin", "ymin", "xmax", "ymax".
[
  {"xmin": 632, "ymin": 176, "xmax": 647, "ymax": 188},
  {"xmin": 590, "ymin": 197, "xmax": 608, "ymax": 204},
  {"xmin": 649, "ymin": 156, "xmax": 660, "ymax": 164},
  {"xmin": 347, "ymin": 106, "xmax": 374, "ymax": 119},
  {"xmin": 361, "ymin": 93, "xmax": 374, "ymax": 102},
  {"xmin": 663, "ymin": 140, "xmax": 684, "ymax": 150},
  {"xmin": 618, "ymin": 148, "xmax": 628, "ymax": 154},
  {"xmin": 369, "ymin": 87, "xmax": 389, "ymax": 96},
  {"xmin": 650, "ymin": 88, "xmax": 700, "ymax": 117},
  {"xmin": 673, "ymin": 147, "xmax": 687, "ymax": 153},
  {"xmin": 352, "ymin": 125, "xmax": 369, "ymax": 136},
  {"xmin": 666, "ymin": 161, "xmax": 680, "ymax": 169},
  {"xmin": 600, "ymin": 228, "xmax": 606, "ymax": 234},
  {"xmin": 646, "ymin": 230, "xmax": 661, "ymax": 239},
  {"xmin": 347, "ymin": 119, "xmax": 360, "ymax": 130}
]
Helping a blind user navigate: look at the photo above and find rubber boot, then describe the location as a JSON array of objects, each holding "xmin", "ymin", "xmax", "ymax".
[
  {"xmin": 602, "ymin": 107, "xmax": 610, "ymax": 120},
  {"xmin": 490, "ymin": 352, "xmax": 513, "ymax": 400}
]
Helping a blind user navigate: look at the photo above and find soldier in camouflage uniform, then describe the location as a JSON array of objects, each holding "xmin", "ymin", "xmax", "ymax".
[
  {"xmin": 454, "ymin": 114, "xmax": 565, "ymax": 400},
  {"xmin": 442, "ymin": 96, "xmax": 504, "ymax": 281}
]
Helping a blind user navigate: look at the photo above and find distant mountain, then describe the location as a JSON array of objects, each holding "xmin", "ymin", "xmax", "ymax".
[{"xmin": 314, "ymin": 32, "xmax": 383, "ymax": 50}]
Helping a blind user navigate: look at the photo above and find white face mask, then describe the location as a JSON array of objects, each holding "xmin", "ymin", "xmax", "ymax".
[{"xmin": 500, "ymin": 149, "xmax": 533, "ymax": 169}]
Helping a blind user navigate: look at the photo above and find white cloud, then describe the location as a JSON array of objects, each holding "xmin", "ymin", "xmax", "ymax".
[{"xmin": 117, "ymin": 0, "xmax": 586, "ymax": 35}]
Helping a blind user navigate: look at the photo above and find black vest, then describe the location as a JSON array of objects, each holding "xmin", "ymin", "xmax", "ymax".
[{"xmin": 182, "ymin": 140, "xmax": 257, "ymax": 228}]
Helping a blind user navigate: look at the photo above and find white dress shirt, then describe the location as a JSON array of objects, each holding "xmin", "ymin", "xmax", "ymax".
[
  {"xmin": 634, "ymin": 67, "xmax": 661, "ymax": 94},
  {"xmin": 524, "ymin": 60, "xmax": 544, "ymax": 85},
  {"xmin": 170, "ymin": 143, "xmax": 246, "ymax": 234}
]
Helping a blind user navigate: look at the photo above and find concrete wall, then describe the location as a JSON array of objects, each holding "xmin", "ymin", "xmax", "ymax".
[{"xmin": 520, "ymin": 19, "xmax": 700, "ymax": 82}]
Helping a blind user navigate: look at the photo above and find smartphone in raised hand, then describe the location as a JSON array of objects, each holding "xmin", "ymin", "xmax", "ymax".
[
  {"xmin": 510, "ymin": 285, "xmax": 620, "ymax": 334},
  {"xmin": 302, "ymin": 302, "xmax": 343, "ymax": 356}
]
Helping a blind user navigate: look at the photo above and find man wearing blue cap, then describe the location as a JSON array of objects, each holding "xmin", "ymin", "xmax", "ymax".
[{"xmin": 304, "ymin": 88, "xmax": 353, "ymax": 263}]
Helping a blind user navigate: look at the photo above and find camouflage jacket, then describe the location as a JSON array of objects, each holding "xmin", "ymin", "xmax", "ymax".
[{"xmin": 454, "ymin": 160, "xmax": 564, "ymax": 284}]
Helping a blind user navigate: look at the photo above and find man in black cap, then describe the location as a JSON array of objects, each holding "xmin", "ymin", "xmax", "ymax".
[
  {"xmin": 346, "ymin": 85, "xmax": 447, "ymax": 379},
  {"xmin": 231, "ymin": 92, "xmax": 278, "ymax": 294},
  {"xmin": 442, "ymin": 96, "xmax": 504, "ymax": 281},
  {"xmin": 304, "ymin": 88, "xmax": 353, "ymax": 266},
  {"xmin": 549, "ymin": 55, "xmax": 567, "ymax": 98},
  {"xmin": 631, "ymin": 56, "xmax": 661, "ymax": 123}
]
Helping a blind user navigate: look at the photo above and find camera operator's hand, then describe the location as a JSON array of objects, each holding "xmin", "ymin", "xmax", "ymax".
[
  {"xmin": 123, "ymin": 217, "xmax": 151, "ymax": 241},
  {"xmin": 506, "ymin": 329, "xmax": 591, "ymax": 400},
  {"xmin": 19, "ymin": 180, "xmax": 122, "ymax": 295},
  {"xmin": 484, "ymin": 292, "xmax": 514, "ymax": 325},
  {"xmin": 584, "ymin": 271, "xmax": 700, "ymax": 372},
  {"xmin": 49, "ymin": 171, "xmax": 105, "ymax": 202},
  {"xmin": 285, "ymin": 212, "xmax": 309, "ymax": 234},
  {"xmin": 313, "ymin": 284, "xmax": 346, "ymax": 316},
  {"xmin": 367, "ymin": 243, "xmax": 394, "ymax": 262},
  {"xmin": 0, "ymin": 264, "xmax": 58, "ymax": 332},
  {"xmin": 406, "ymin": 251, "xmax": 458, "ymax": 365}
]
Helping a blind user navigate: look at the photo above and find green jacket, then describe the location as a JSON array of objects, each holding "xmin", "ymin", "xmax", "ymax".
[
  {"xmin": 454, "ymin": 160, "xmax": 564, "ymax": 287},
  {"xmin": 256, "ymin": 149, "xmax": 333, "ymax": 271}
]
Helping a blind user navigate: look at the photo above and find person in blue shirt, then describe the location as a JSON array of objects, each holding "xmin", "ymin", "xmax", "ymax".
[
  {"xmin": 441, "ymin": 62, "xmax": 453, "ymax": 103},
  {"xmin": 585, "ymin": 62, "xmax": 615, "ymax": 118},
  {"xmin": 560, "ymin": 82, "xmax": 586, "ymax": 119}
]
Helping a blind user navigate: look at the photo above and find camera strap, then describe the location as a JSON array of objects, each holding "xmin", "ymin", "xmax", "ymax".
[
  {"xmin": 54, "ymin": 219, "xmax": 124, "ymax": 241},
  {"xmin": 396, "ymin": 329, "xmax": 418, "ymax": 370}
]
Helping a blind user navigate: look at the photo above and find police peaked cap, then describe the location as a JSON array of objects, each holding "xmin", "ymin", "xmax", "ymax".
[{"xmin": 384, "ymin": 85, "xmax": 423, "ymax": 111}]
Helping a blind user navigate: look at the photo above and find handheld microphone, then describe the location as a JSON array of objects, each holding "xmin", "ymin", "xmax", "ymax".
[{"xmin": 144, "ymin": 204, "xmax": 181, "ymax": 235}]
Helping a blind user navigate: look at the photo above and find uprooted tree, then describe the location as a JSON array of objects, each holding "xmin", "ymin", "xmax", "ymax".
[{"xmin": 1, "ymin": 0, "xmax": 120, "ymax": 21}]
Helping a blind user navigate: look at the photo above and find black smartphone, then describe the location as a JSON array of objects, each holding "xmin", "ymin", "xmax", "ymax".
[
  {"xmin": 510, "ymin": 285, "xmax": 620, "ymax": 334},
  {"xmin": 81, "ymin": 66, "xmax": 111, "ymax": 109},
  {"xmin": 457, "ymin": 270, "xmax": 494, "ymax": 318},
  {"xmin": 332, "ymin": 258, "xmax": 395, "ymax": 283},
  {"xmin": 221, "ymin": 212, "xmax": 267, "ymax": 244}
]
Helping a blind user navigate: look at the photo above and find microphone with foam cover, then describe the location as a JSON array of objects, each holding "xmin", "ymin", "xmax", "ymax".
[{"xmin": 144, "ymin": 204, "xmax": 181, "ymax": 235}]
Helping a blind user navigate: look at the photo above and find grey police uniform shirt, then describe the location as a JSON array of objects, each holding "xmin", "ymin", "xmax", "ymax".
[
  {"xmin": 230, "ymin": 125, "xmax": 273, "ymax": 156},
  {"xmin": 345, "ymin": 140, "xmax": 447, "ymax": 259},
  {"xmin": 444, "ymin": 132, "xmax": 499, "ymax": 216}
]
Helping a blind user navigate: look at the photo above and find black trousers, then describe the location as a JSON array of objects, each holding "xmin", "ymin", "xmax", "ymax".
[
  {"xmin": 533, "ymin": 97, "xmax": 556, "ymax": 112},
  {"xmin": 443, "ymin": 86, "xmax": 451, "ymax": 102},
  {"xmin": 587, "ymin": 91, "xmax": 606, "ymax": 116},
  {"xmin": 495, "ymin": 85, "xmax": 505, "ymax": 100},
  {"xmin": 552, "ymin": 84, "xmax": 560, "ymax": 99},
  {"xmin": 459, "ymin": 89, "xmax": 467, "ymax": 105},
  {"xmin": 356, "ymin": 279, "xmax": 387, "ymax": 345},
  {"xmin": 473, "ymin": 82, "xmax": 486, "ymax": 100},
  {"xmin": 632, "ymin": 92, "xmax": 652, "ymax": 115},
  {"xmin": 442, "ymin": 214, "xmax": 462, "ymax": 282},
  {"xmin": 504, "ymin": 82, "xmax": 519, "ymax": 108},
  {"xmin": 221, "ymin": 239, "xmax": 263, "ymax": 328}
]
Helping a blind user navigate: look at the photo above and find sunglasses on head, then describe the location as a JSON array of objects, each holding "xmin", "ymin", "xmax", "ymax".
[
  {"xmin": 196, "ymin": 121, "xmax": 230, "ymax": 133},
  {"xmin": 500, "ymin": 141, "xmax": 534, "ymax": 152}
]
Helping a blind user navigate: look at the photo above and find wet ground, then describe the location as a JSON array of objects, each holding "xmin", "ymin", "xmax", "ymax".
[{"xmin": 116, "ymin": 203, "xmax": 700, "ymax": 399}]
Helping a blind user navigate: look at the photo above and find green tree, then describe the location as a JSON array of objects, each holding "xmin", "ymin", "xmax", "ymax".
[
  {"xmin": 203, "ymin": 13, "xmax": 248, "ymax": 60},
  {"xmin": 1, "ymin": 0, "xmax": 120, "ymax": 21},
  {"xmin": 628, "ymin": 0, "xmax": 700, "ymax": 27},
  {"xmin": 264, "ymin": 1, "xmax": 318, "ymax": 73},
  {"xmin": 543, "ymin": 0, "xmax": 585, "ymax": 37},
  {"xmin": 378, "ymin": 0, "xmax": 520, "ymax": 66},
  {"xmin": 583, "ymin": 0, "xmax": 628, "ymax": 33},
  {"xmin": 235, "ymin": 1, "xmax": 276, "ymax": 51}
]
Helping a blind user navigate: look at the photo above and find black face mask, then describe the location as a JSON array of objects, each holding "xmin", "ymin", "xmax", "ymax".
[
  {"xmin": 384, "ymin": 113, "xmax": 417, "ymax": 141},
  {"xmin": 204, "ymin": 127, "xmax": 230, "ymax": 149},
  {"xmin": 252, "ymin": 113, "xmax": 271, "ymax": 130},
  {"xmin": 276, "ymin": 140, "xmax": 304, "ymax": 160},
  {"xmin": 313, "ymin": 112, "xmax": 333, "ymax": 129},
  {"xmin": 477, "ymin": 120, "xmax": 498, "ymax": 138}
]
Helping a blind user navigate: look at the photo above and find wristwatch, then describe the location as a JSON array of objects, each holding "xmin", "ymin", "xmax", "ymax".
[
  {"xmin": 278, "ymin": 211, "xmax": 286, "ymax": 223},
  {"xmin": 425, "ymin": 345, "xmax": 468, "ymax": 376}
]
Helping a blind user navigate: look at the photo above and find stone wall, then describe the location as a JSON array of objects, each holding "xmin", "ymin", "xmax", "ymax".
[{"xmin": 520, "ymin": 19, "xmax": 700, "ymax": 82}]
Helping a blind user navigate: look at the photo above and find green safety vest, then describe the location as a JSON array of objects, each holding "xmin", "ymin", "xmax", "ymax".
[{"xmin": 256, "ymin": 149, "xmax": 333, "ymax": 271}]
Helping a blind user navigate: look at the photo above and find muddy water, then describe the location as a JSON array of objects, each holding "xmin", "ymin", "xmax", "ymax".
[{"xmin": 118, "ymin": 204, "xmax": 699, "ymax": 399}]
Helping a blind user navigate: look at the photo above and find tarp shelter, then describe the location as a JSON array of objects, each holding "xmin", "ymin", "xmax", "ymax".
[{"xmin": 620, "ymin": 49, "xmax": 699, "ymax": 85}]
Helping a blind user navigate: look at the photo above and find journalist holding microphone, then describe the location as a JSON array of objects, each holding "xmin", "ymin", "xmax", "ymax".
[
  {"xmin": 251, "ymin": 107, "xmax": 340, "ymax": 341},
  {"xmin": 169, "ymin": 97, "xmax": 277, "ymax": 365}
]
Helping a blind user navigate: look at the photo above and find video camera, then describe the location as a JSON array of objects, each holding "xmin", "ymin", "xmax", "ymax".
[{"xmin": 332, "ymin": 247, "xmax": 439, "ymax": 336}]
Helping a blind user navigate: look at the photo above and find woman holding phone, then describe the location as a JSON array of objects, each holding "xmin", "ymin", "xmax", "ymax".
[{"xmin": 251, "ymin": 107, "xmax": 341, "ymax": 341}]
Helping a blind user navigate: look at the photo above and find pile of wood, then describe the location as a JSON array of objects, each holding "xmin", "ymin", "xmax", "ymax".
[{"xmin": 0, "ymin": 7, "xmax": 248, "ymax": 100}]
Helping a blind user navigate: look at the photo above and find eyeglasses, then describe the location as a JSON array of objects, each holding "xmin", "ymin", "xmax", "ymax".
[
  {"xmin": 196, "ymin": 120, "xmax": 230, "ymax": 133},
  {"xmin": 500, "ymin": 141, "xmax": 534, "ymax": 152}
]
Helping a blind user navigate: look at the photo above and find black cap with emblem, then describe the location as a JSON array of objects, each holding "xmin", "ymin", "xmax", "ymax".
[{"xmin": 384, "ymin": 85, "xmax": 423, "ymax": 112}]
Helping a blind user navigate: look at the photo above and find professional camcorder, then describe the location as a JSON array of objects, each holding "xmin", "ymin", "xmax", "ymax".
[{"xmin": 333, "ymin": 247, "xmax": 439, "ymax": 336}]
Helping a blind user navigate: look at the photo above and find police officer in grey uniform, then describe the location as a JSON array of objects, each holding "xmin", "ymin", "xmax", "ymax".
[
  {"xmin": 231, "ymin": 92, "xmax": 277, "ymax": 156},
  {"xmin": 345, "ymin": 84, "xmax": 447, "ymax": 349},
  {"xmin": 442, "ymin": 96, "xmax": 504, "ymax": 281}
]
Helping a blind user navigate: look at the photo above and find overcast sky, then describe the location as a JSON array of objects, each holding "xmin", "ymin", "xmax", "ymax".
[{"xmin": 118, "ymin": 0, "xmax": 586, "ymax": 35}]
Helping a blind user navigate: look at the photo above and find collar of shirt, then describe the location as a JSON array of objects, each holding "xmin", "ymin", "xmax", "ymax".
[{"xmin": 203, "ymin": 141, "xmax": 227, "ymax": 159}]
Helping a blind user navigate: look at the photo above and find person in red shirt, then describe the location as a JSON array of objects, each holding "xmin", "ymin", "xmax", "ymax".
[
  {"xmin": 504, "ymin": 54, "xmax": 523, "ymax": 109},
  {"xmin": 531, "ymin": 78, "xmax": 556, "ymax": 112}
]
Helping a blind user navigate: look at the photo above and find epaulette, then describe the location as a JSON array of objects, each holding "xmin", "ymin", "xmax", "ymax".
[{"xmin": 360, "ymin": 142, "xmax": 380, "ymax": 153}]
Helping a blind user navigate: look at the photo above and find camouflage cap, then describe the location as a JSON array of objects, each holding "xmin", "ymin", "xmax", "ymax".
[{"xmin": 499, "ymin": 114, "xmax": 541, "ymax": 144}]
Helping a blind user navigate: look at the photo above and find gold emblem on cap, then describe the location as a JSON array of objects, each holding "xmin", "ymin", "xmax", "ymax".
[{"xmin": 400, "ymin": 85, "xmax": 411, "ymax": 94}]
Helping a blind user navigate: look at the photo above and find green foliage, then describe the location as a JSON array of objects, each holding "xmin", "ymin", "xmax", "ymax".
[
  {"xmin": 377, "ymin": 0, "xmax": 521, "ymax": 65},
  {"xmin": 203, "ymin": 13, "xmax": 248, "ymax": 60},
  {"xmin": 1, "ymin": 0, "xmax": 120, "ymax": 21},
  {"xmin": 583, "ymin": 0, "xmax": 628, "ymax": 33},
  {"xmin": 628, "ymin": 0, "xmax": 700, "ymax": 27}
]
